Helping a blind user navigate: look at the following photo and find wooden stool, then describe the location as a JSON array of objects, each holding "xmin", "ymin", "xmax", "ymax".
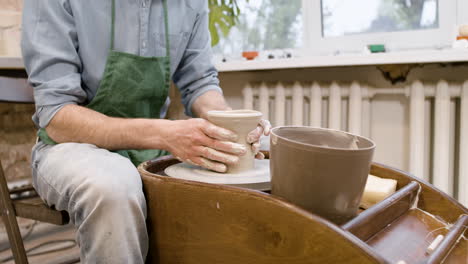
[{"xmin": 0, "ymin": 85, "xmax": 69, "ymax": 264}]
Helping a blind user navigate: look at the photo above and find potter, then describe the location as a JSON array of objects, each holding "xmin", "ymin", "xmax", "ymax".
[{"xmin": 21, "ymin": 0, "xmax": 274, "ymax": 261}]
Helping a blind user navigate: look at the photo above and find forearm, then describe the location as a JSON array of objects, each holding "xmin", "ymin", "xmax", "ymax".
[
  {"xmin": 191, "ymin": 90, "xmax": 231, "ymax": 119},
  {"xmin": 46, "ymin": 104, "xmax": 173, "ymax": 150}
]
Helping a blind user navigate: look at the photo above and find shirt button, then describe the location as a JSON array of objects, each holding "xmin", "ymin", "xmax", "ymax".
[
  {"xmin": 142, "ymin": 41, "xmax": 147, "ymax": 48},
  {"xmin": 142, "ymin": 1, "xmax": 146, "ymax": 7}
]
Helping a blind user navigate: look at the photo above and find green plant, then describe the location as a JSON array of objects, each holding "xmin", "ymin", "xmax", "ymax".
[{"xmin": 208, "ymin": 0, "xmax": 247, "ymax": 46}]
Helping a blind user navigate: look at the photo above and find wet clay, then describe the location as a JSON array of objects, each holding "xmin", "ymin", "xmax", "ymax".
[
  {"xmin": 270, "ymin": 126, "xmax": 375, "ymax": 224},
  {"xmin": 206, "ymin": 110, "xmax": 262, "ymax": 173},
  {"xmin": 165, "ymin": 110, "xmax": 271, "ymax": 186},
  {"xmin": 165, "ymin": 159, "xmax": 270, "ymax": 184}
]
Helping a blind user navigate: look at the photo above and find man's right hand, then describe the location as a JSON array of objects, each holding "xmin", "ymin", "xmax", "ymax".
[
  {"xmin": 162, "ymin": 118, "xmax": 246, "ymax": 173},
  {"xmin": 45, "ymin": 105, "xmax": 245, "ymax": 172}
]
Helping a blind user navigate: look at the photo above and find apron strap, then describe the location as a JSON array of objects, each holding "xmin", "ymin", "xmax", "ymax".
[
  {"xmin": 162, "ymin": 0, "xmax": 171, "ymax": 87},
  {"xmin": 110, "ymin": 0, "xmax": 170, "ymax": 59},
  {"xmin": 162, "ymin": 0, "xmax": 170, "ymax": 58},
  {"xmin": 111, "ymin": 0, "xmax": 116, "ymax": 50}
]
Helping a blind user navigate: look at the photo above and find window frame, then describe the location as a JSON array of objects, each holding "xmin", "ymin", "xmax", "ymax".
[
  {"xmin": 458, "ymin": 0, "xmax": 468, "ymax": 25},
  {"xmin": 302, "ymin": 0, "xmax": 459, "ymax": 56}
]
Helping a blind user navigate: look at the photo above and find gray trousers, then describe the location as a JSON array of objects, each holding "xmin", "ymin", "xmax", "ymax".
[{"xmin": 31, "ymin": 142, "xmax": 148, "ymax": 263}]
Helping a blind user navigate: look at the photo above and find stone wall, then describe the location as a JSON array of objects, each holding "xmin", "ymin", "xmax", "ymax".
[
  {"xmin": 0, "ymin": 0, "xmax": 22, "ymax": 10},
  {"xmin": 0, "ymin": 0, "xmax": 23, "ymax": 56},
  {"xmin": 0, "ymin": 102, "xmax": 35, "ymax": 182},
  {"xmin": 0, "ymin": 0, "xmax": 33, "ymax": 182}
]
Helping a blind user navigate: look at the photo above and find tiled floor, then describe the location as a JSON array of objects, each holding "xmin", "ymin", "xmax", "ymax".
[{"xmin": 0, "ymin": 219, "xmax": 80, "ymax": 263}]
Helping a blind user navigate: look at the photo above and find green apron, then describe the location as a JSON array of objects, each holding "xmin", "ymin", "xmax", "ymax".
[{"xmin": 38, "ymin": 0, "xmax": 170, "ymax": 166}]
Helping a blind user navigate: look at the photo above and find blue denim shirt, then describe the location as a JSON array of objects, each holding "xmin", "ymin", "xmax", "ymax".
[{"xmin": 21, "ymin": 0, "xmax": 222, "ymax": 129}]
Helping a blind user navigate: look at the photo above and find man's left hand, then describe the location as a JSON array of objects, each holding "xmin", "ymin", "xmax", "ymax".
[{"xmin": 247, "ymin": 119, "xmax": 272, "ymax": 159}]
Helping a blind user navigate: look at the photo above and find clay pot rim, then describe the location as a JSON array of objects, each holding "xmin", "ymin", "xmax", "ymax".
[
  {"xmin": 207, "ymin": 109, "xmax": 262, "ymax": 118},
  {"xmin": 270, "ymin": 126, "xmax": 376, "ymax": 153}
]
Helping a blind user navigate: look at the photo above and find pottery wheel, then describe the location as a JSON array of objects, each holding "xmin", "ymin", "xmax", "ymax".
[{"xmin": 165, "ymin": 159, "xmax": 270, "ymax": 186}]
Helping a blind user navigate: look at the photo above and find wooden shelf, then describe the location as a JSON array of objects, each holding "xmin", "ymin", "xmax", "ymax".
[
  {"xmin": 3, "ymin": 49, "xmax": 468, "ymax": 72},
  {"xmin": 0, "ymin": 56, "xmax": 24, "ymax": 70}
]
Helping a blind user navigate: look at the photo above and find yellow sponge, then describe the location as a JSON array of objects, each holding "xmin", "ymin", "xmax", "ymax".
[{"xmin": 360, "ymin": 175, "xmax": 398, "ymax": 209}]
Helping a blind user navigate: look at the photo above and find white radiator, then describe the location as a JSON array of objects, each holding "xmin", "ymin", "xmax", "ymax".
[{"xmin": 243, "ymin": 80, "xmax": 468, "ymax": 206}]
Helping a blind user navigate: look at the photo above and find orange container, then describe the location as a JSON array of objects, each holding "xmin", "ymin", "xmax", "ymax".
[{"xmin": 242, "ymin": 51, "xmax": 259, "ymax": 60}]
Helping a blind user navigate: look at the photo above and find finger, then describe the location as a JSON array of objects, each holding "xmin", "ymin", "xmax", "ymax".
[
  {"xmin": 259, "ymin": 119, "xmax": 272, "ymax": 135},
  {"xmin": 255, "ymin": 152, "xmax": 265, "ymax": 160},
  {"xmin": 198, "ymin": 146, "xmax": 239, "ymax": 165},
  {"xmin": 247, "ymin": 126, "xmax": 263, "ymax": 143},
  {"xmin": 251, "ymin": 142, "xmax": 261, "ymax": 154},
  {"xmin": 209, "ymin": 140, "xmax": 247, "ymax": 155},
  {"xmin": 202, "ymin": 122, "xmax": 238, "ymax": 142},
  {"xmin": 183, "ymin": 158, "xmax": 198, "ymax": 166},
  {"xmin": 192, "ymin": 156, "xmax": 227, "ymax": 173}
]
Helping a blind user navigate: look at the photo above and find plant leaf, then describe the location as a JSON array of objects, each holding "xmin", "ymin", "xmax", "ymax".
[{"xmin": 208, "ymin": 0, "xmax": 244, "ymax": 46}]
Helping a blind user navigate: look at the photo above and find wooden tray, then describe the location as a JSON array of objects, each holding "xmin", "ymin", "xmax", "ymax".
[{"xmin": 138, "ymin": 154, "xmax": 467, "ymax": 264}]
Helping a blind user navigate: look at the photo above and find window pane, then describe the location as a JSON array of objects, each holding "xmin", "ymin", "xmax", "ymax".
[
  {"xmin": 322, "ymin": 0, "xmax": 439, "ymax": 38},
  {"xmin": 213, "ymin": 0, "xmax": 302, "ymax": 56}
]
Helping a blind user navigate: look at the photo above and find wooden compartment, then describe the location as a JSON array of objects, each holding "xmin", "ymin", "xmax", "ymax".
[{"xmin": 138, "ymin": 155, "xmax": 467, "ymax": 264}]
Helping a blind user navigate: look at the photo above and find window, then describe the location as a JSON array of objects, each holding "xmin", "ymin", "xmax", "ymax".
[
  {"xmin": 458, "ymin": 0, "xmax": 468, "ymax": 25},
  {"xmin": 304, "ymin": 0, "xmax": 458, "ymax": 55},
  {"xmin": 322, "ymin": 0, "xmax": 438, "ymax": 37},
  {"xmin": 214, "ymin": 0, "xmax": 465, "ymax": 59},
  {"xmin": 213, "ymin": 0, "xmax": 303, "ymax": 58}
]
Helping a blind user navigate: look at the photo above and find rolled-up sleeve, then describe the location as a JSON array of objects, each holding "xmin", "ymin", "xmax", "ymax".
[
  {"xmin": 21, "ymin": 0, "xmax": 86, "ymax": 128},
  {"xmin": 172, "ymin": 2, "xmax": 222, "ymax": 117}
]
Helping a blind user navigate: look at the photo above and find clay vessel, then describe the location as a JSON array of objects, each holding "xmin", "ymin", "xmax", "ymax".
[
  {"xmin": 270, "ymin": 126, "xmax": 375, "ymax": 224},
  {"xmin": 206, "ymin": 110, "xmax": 262, "ymax": 173}
]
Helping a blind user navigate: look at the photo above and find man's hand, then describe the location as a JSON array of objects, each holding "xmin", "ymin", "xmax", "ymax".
[
  {"xmin": 163, "ymin": 118, "xmax": 247, "ymax": 173},
  {"xmin": 190, "ymin": 90, "xmax": 272, "ymax": 161},
  {"xmin": 247, "ymin": 119, "xmax": 272, "ymax": 159}
]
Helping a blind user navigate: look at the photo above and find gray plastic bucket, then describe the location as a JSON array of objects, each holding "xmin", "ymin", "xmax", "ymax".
[{"xmin": 270, "ymin": 126, "xmax": 376, "ymax": 224}]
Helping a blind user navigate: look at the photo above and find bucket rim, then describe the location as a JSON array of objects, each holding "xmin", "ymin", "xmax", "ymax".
[{"xmin": 270, "ymin": 126, "xmax": 376, "ymax": 153}]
